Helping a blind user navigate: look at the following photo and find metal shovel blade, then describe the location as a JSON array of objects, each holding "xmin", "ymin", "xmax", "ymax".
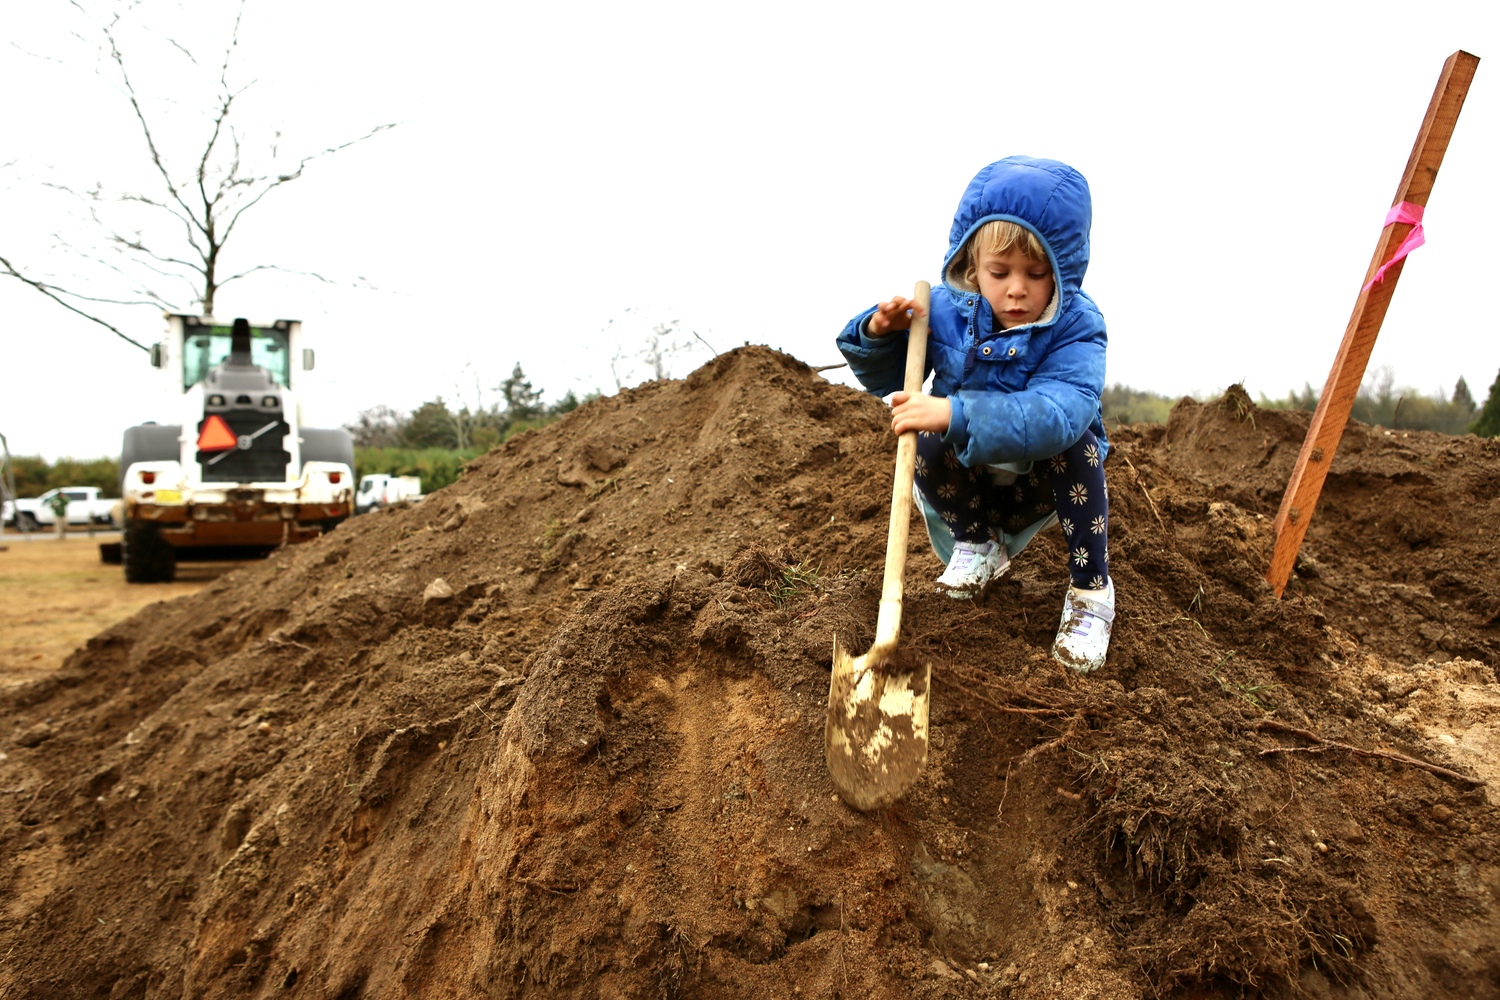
[
  {"xmin": 825, "ymin": 635, "xmax": 930, "ymax": 811},
  {"xmin": 825, "ymin": 279, "xmax": 933, "ymax": 810}
]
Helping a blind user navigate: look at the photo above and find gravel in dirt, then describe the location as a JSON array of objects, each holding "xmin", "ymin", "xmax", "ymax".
[{"xmin": 2, "ymin": 347, "xmax": 1498, "ymax": 999}]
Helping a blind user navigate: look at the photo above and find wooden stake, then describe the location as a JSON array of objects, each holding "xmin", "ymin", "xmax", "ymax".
[{"xmin": 1266, "ymin": 50, "xmax": 1480, "ymax": 598}]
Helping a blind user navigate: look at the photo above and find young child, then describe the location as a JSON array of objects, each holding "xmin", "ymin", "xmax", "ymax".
[{"xmin": 836, "ymin": 155, "xmax": 1114, "ymax": 672}]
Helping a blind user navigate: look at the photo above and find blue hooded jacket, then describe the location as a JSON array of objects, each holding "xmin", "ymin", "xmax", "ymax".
[{"xmin": 837, "ymin": 156, "xmax": 1109, "ymax": 468}]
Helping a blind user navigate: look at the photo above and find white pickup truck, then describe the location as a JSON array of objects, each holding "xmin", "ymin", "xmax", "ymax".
[
  {"xmin": 355, "ymin": 474, "xmax": 422, "ymax": 514},
  {"xmin": 3, "ymin": 487, "xmax": 117, "ymax": 531}
]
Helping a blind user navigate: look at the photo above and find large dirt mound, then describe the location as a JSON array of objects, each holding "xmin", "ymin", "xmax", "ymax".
[{"xmin": 3, "ymin": 347, "xmax": 1499, "ymax": 999}]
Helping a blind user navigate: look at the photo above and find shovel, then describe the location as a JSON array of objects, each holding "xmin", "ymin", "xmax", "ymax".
[{"xmin": 826, "ymin": 280, "xmax": 932, "ymax": 811}]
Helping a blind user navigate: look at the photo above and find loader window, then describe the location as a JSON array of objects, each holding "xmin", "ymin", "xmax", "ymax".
[{"xmin": 181, "ymin": 325, "xmax": 292, "ymax": 391}]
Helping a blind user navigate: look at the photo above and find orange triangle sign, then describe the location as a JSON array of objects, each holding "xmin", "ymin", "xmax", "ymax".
[{"xmin": 197, "ymin": 414, "xmax": 238, "ymax": 452}]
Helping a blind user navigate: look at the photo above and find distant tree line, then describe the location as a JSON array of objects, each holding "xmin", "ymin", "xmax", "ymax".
[
  {"xmin": 4, "ymin": 365, "xmax": 587, "ymax": 499},
  {"xmin": 4, "ymin": 456, "xmax": 120, "ymax": 499},
  {"xmin": 348, "ymin": 364, "xmax": 595, "ymax": 492},
  {"xmin": 345, "ymin": 364, "xmax": 590, "ymax": 451},
  {"xmin": 1100, "ymin": 384, "xmax": 1180, "ymax": 426},
  {"xmin": 6, "ymin": 448, "xmax": 491, "ymax": 500},
  {"xmin": 1259, "ymin": 367, "xmax": 1491, "ymax": 435},
  {"xmin": 1100, "ymin": 367, "xmax": 1500, "ymax": 438},
  {"xmin": 9, "ymin": 364, "xmax": 1499, "ymax": 501}
]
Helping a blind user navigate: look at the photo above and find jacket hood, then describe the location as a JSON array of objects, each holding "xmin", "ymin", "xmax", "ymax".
[{"xmin": 942, "ymin": 156, "xmax": 1093, "ymax": 319}]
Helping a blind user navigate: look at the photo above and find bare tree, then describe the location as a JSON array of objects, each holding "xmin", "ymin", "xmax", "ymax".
[
  {"xmin": 1, "ymin": 0, "xmax": 394, "ymax": 351},
  {"xmin": 343, "ymin": 405, "xmax": 408, "ymax": 449},
  {"xmin": 604, "ymin": 310, "xmax": 719, "ymax": 389},
  {"xmin": 641, "ymin": 321, "xmax": 678, "ymax": 381},
  {"xmin": 447, "ymin": 360, "xmax": 487, "ymax": 451}
]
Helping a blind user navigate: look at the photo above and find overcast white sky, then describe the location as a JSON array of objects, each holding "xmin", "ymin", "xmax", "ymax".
[{"xmin": 2, "ymin": 0, "xmax": 1496, "ymax": 462}]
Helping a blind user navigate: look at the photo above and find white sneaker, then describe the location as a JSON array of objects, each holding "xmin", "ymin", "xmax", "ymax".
[
  {"xmin": 1052, "ymin": 580, "xmax": 1115, "ymax": 673},
  {"xmin": 935, "ymin": 540, "xmax": 1007, "ymax": 599}
]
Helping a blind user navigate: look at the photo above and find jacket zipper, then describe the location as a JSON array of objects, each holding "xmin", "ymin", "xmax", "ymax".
[{"xmin": 961, "ymin": 302, "xmax": 982, "ymax": 381}]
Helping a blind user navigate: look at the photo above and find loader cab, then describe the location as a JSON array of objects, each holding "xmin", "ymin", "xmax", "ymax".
[
  {"xmin": 181, "ymin": 323, "xmax": 291, "ymax": 391},
  {"xmin": 151, "ymin": 315, "xmax": 311, "ymax": 395}
]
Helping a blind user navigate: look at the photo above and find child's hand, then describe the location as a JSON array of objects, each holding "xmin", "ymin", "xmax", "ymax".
[
  {"xmin": 889, "ymin": 392, "xmax": 951, "ymax": 435},
  {"xmin": 867, "ymin": 296, "xmax": 927, "ymax": 337}
]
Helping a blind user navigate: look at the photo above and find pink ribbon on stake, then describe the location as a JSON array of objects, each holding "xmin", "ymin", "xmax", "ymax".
[{"xmin": 1362, "ymin": 201, "xmax": 1426, "ymax": 291}]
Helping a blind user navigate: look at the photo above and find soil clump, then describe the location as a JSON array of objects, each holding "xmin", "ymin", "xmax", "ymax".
[{"xmin": 2, "ymin": 348, "xmax": 1498, "ymax": 999}]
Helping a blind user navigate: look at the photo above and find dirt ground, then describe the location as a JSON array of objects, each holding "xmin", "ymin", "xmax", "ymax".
[
  {"xmin": 2, "ymin": 347, "xmax": 1498, "ymax": 999},
  {"xmin": 0, "ymin": 532, "xmax": 217, "ymax": 685}
]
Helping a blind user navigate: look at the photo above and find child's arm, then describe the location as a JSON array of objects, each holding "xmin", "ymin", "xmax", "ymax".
[{"xmin": 835, "ymin": 295, "xmax": 929, "ymax": 397}]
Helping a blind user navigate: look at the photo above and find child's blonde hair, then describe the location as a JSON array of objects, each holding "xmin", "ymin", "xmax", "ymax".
[{"xmin": 951, "ymin": 220, "xmax": 1050, "ymax": 291}]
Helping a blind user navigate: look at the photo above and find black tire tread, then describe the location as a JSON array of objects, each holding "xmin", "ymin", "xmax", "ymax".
[{"xmin": 122, "ymin": 521, "xmax": 176, "ymax": 583}]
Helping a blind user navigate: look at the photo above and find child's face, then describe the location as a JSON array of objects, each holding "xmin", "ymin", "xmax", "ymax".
[{"xmin": 975, "ymin": 247, "xmax": 1054, "ymax": 329}]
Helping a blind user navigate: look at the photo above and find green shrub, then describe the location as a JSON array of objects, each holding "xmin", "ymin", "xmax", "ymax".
[
  {"xmin": 1101, "ymin": 384, "xmax": 1179, "ymax": 425},
  {"xmin": 353, "ymin": 447, "xmax": 483, "ymax": 494},
  {"xmin": 4, "ymin": 455, "xmax": 120, "ymax": 498}
]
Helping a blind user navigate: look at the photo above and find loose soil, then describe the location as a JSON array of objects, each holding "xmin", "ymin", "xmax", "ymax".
[{"xmin": 2, "ymin": 347, "xmax": 1498, "ymax": 999}]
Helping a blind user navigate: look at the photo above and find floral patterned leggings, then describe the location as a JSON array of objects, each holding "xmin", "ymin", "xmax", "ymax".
[{"xmin": 914, "ymin": 427, "xmax": 1110, "ymax": 590}]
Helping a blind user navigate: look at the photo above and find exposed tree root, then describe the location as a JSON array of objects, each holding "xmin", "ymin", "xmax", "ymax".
[{"xmin": 1255, "ymin": 718, "xmax": 1486, "ymax": 788}]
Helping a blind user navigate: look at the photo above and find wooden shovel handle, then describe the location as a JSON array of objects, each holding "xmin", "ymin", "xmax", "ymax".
[{"xmin": 873, "ymin": 281, "xmax": 932, "ymax": 648}]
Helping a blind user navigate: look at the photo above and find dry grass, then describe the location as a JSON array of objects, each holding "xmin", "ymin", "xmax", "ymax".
[{"xmin": 0, "ymin": 529, "xmax": 220, "ymax": 685}]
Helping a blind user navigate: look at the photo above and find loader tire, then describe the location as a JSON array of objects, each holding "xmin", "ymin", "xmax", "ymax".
[
  {"xmin": 122, "ymin": 521, "xmax": 176, "ymax": 583},
  {"xmin": 300, "ymin": 428, "xmax": 356, "ymax": 469}
]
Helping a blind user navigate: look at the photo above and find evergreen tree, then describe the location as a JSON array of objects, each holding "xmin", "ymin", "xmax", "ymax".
[
  {"xmin": 499, "ymin": 364, "xmax": 545, "ymax": 423},
  {"xmin": 1471, "ymin": 369, "xmax": 1500, "ymax": 437},
  {"xmin": 1453, "ymin": 377, "xmax": 1477, "ymax": 417},
  {"xmin": 549, "ymin": 390, "xmax": 583, "ymax": 417}
]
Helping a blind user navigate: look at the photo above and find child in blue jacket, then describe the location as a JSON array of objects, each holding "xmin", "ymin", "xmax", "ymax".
[{"xmin": 836, "ymin": 156, "xmax": 1114, "ymax": 672}]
